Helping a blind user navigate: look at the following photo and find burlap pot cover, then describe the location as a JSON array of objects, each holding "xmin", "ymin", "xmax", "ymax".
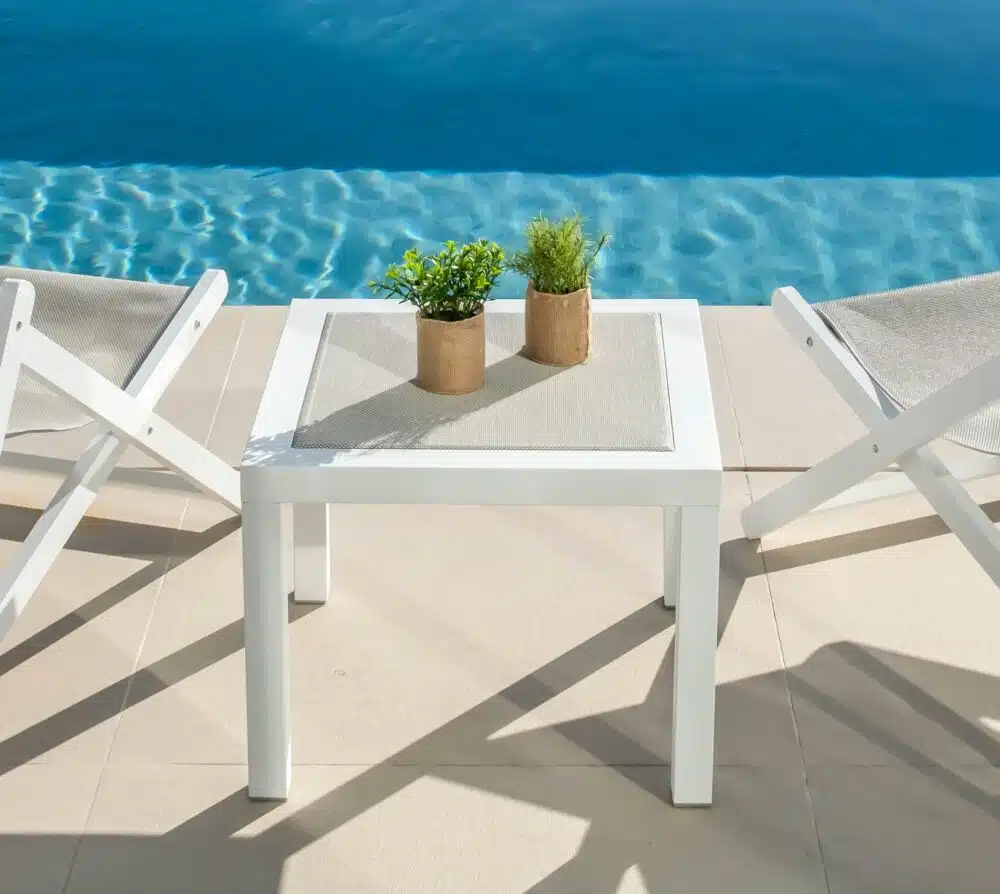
[
  {"xmin": 524, "ymin": 282, "xmax": 591, "ymax": 366},
  {"xmin": 416, "ymin": 311, "xmax": 486, "ymax": 394}
]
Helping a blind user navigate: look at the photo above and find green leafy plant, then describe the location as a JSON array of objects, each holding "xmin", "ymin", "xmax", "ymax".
[
  {"xmin": 506, "ymin": 214, "xmax": 609, "ymax": 295},
  {"xmin": 368, "ymin": 240, "xmax": 505, "ymax": 322}
]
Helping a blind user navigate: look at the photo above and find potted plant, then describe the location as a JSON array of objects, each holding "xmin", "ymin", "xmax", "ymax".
[
  {"xmin": 369, "ymin": 239, "xmax": 505, "ymax": 395},
  {"xmin": 507, "ymin": 214, "xmax": 609, "ymax": 366}
]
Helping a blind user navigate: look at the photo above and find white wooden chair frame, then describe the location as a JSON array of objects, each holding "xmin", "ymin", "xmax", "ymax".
[
  {"xmin": 741, "ymin": 286, "xmax": 1000, "ymax": 587},
  {"xmin": 0, "ymin": 270, "xmax": 241, "ymax": 640}
]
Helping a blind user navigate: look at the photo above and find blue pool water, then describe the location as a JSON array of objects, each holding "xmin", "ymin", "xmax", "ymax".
[{"xmin": 2, "ymin": 1, "xmax": 1000, "ymax": 304}]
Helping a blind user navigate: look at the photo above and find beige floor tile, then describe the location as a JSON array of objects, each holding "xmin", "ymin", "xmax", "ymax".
[
  {"xmin": 751, "ymin": 471, "xmax": 1000, "ymax": 769},
  {"xmin": 0, "ymin": 539, "xmax": 168, "ymax": 767},
  {"xmin": 0, "ymin": 376, "xmax": 226, "ymax": 527},
  {"xmin": 491, "ymin": 596, "xmax": 799, "ymax": 769},
  {"xmin": 0, "ymin": 468, "xmax": 189, "ymax": 772},
  {"xmin": 715, "ymin": 307, "xmax": 864, "ymax": 468},
  {"xmin": 0, "ymin": 763, "xmax": 103, "ymax": 894},
  {"xmin": 67, "ymin": 763, "xmax": 826, "ymax": 894},
  {"xmin": 117, "ymin": 306, "xmax": 244, "ymax": 468},
  {"xmin": 3, "ymin": 424, "xmax": 107, "ymax": 471},
  {"xmin": 113, "ymin": 503, "xmax": 681, "ymax": 766},
  {"xmin": 808, "ymin": 765, "xmax": 1000, "ymax": 894},
  {"xmin": 700, "ymin": 308, "xmax": 744, "ymax": 468},
  {"xmin": 0, "ymin": 460, "xmax": 191, "ymax": 533},
  {"xmin": 111, "ymin": 475, "xmax": 795, "ymax": 769},
  {"xmin": 204, "ymin": 307, "xmax": 286, "ymax": 467}
]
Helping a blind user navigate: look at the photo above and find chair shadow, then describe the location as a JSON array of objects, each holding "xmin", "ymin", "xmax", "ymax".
[
  {"xmin": 2, "ymin": 536, "xmax": 778, "ymax": 894},
  {"xmin": 0, "ymin": 510, "xmax": 241, "ymax": 679},
  {"xmin": 3, "ymin": 529, "xmax": 1000, "ymax": 892},
  {"xmin": 755, "ymin": 497, "xmax": 1000, "ymax": 574},
  {"xmin": 0, "ymin": 449, "xmax": 207, "ymax": 495}
]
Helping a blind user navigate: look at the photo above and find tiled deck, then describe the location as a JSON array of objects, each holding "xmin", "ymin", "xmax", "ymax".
[{"xmin": 3, "ymin": 307, "xmax": 1000, "ymax": 893}]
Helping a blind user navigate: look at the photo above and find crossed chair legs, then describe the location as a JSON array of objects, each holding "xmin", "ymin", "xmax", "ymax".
[
  {"xmin": 0, "ymin": 272, "xmax": 240, "ymax": 639},
  {"xmin": 741, "ymin": 286, "xmax": 1000, "ymax": 588}
]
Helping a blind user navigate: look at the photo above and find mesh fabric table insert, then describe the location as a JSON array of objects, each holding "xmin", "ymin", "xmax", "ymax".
[{"xmin": 292, "ymin": 311, "xmax": 674, "ymax": 451}]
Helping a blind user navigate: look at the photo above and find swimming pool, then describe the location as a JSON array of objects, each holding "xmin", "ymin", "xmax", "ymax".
[{"xmin": 2, "ymin": 0, "xmax": 1000, "ymax": 304}]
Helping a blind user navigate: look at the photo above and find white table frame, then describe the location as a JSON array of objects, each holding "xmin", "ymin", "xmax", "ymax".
[{"xmin": 240, "ymin": 298, "xmax": 723, "ymax": 806}]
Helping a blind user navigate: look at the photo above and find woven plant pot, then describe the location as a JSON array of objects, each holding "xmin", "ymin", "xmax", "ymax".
[
  {"xmin": 416, "ymin": 311, "xmax": 486, "ymax": 394},
  {"xmin": 524, "ymin": 282, "xmax": 591, "ymax": 366}
]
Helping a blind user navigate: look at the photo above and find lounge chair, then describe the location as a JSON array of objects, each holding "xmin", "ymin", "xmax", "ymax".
[
  {"xmin": 0, "ymin": 266, "xmax": 240, "ymax": 639},
  {"xmin": 741, "ymin": 273, "xmax": 1000, "ymax": 586}
]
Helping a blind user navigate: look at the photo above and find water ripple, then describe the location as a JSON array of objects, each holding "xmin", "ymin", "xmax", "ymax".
[{"xmin": 1, "ymin": 163, "xmax": 999, "ymax": 305}]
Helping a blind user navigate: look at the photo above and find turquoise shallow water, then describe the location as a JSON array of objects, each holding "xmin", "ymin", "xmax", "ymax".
[{"xmin": 2, "ymin": 163, "xmax": 999, "ymax": 305}]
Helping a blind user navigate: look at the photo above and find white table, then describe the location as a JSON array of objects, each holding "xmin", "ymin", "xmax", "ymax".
[{"xmin": 240, "ymin": 298, "xmax": 723, "ymax": 805}]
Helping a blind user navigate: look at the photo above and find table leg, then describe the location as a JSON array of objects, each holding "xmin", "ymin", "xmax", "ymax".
[
  {"xmin": 242, "ymin": 500, "xmax": 291, "ymax": 800},
  {"xmin": 669, "ymin": 504, "xmax": 721, "ymax": 807},
  {"xmin": 293, "ymin": 503, "xmax": 330, "ymax": 604},
  {"xmin": 662, "ymin": 506, "xmax": 681, "ymax": 609},
  {"xmin": 281, "ymin": 504, "xmax": 293, "ymax": 598}
]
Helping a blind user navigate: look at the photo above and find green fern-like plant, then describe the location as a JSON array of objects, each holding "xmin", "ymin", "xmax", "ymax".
[
  {"xmin": 368, "ymin": 240, "xmax": 505, "ymax": 322},
  {"xmin": 507, "ymin": 214, "xmax": 609, "ymax": 295}
]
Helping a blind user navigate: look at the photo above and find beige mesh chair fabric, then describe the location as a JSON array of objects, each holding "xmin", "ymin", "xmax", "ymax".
[
  {"xmin": 0, "ymin": 266, "xmax": 190, "ymax": 435},
  {"xmin": 816, "ymin": 271, "xmax": 1000, "ymax": 456}
]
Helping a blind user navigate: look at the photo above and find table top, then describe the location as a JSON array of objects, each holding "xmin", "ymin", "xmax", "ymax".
[
  {"xmin": 293, "ymin": 310, "xmax": 673, "ymax": 452},
  {"xmin": 242, "ymin": 299, "xmax": 720, "ymax": 482}
]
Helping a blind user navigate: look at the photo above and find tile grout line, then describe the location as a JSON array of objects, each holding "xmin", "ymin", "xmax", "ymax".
[
  {"xmin": 719, "ymin": 310, "xmax": 828, "ymax": 876},
  {"xmin": 193, "ymin": 311, "xmax": 249, "ymax": 481},
  {"xmin": 58, "ymin": 557, "xmax": 184, "ymax": 892},
  {"xmin": 109, "ymin": 315, "xmax": 248, "ymax": 751},
  {"xmin": 708, "ymin": 311, "xmax": 748, "ymax": 470},
  {"xmin": 751, "ymin": 468, "xmax": 833, "ymax": 894},
  {"xmin": 59, "ymin": 315, "xmax": 249, "ymax": 894}
]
